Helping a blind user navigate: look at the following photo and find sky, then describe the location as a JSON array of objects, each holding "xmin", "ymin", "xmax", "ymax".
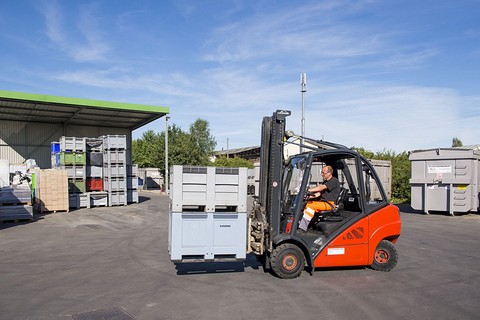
[{"xmin": 0, "ymin": 0, "xmax": 479, "ymax": 153}]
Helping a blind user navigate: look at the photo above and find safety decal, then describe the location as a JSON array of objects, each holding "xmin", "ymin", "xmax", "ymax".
[{"xmin": 327, "ymin": 248, "xmax": 345, "ymax": 255}]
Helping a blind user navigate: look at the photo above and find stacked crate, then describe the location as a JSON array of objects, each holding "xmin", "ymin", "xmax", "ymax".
[
  {"xmin": 127, "ymin": 164, "xmax": 139, "ymax": 203},
  {"xmin": 102, "ymin": 135, "xmax": 127, "ymax": 206},
  {"xmin": 53, "ymin": 137, "xmax": 87, "ymax": 195},
  {"xmin": 168, "ymin": 166, "xmax": 248, "ymax": 261},
  {"xmin": 86, "ymin": 138, "xmax": 108, "ymax": 208}
]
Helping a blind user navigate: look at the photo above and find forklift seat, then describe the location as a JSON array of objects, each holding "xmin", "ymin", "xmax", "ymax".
[{"xmin": 307, "ymin": 187, "xmax": 348, "ymax": 228}]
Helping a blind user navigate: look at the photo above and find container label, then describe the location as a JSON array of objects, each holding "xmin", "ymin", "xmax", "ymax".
[
  {"xmin": 327, "ymin": 248, "xmax": 345, "ymax": 255},
  {"xmin": 428, "ymin": 165, "xmax": 452, "ymax": 174}
]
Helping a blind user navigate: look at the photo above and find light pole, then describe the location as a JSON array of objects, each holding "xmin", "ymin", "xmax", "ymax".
[
  {"xmin": 165, "ymin": 115, "xmax": 170, "ymax": 194},
  {"xmin": 300, "ymin": 73, "xmax": 307, "ymax": 153}
]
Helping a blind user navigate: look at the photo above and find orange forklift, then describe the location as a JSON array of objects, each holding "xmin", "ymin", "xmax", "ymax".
[{"xmin": 248, "ymin": 110, "xmax": 402, "ymax": 278}]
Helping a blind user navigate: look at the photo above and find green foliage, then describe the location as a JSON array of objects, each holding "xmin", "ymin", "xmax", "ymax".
[
  {"xmin": 214, "ymin": 156, "xmax": 254, "ymax": 168},
  {"xmin": 132, "ymin": 130, "xmax": 163, "ymax": 167},
  {"xmin": 354, "ymin": 147, "xmax": 411, "ymax": 203},
  {"xmin": 452, "ymin": 137, "xmax": 463, "ymax": 147},
  {"xmin": 132, "ymin": 118, "xmax": 217, "ymax": 171}
]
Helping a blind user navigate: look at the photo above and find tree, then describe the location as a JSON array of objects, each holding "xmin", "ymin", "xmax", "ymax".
[
  {"xmin": 452, "ymin": 137, "xmax": 463, "ymax": 147},
  {"xmin": 214, "ymin": 156, "xmax": 254, "ymax": 168},
  {"xmin": 132, "ymin": 130, "xmax": 162, "ymax": 167},
  {"xmin": 188, "ymin": 119, "xmax": 217, "ymax": 166},
  {"xmin": 132, "ymin": 118, "xmax": 217, "ymax": 170}
]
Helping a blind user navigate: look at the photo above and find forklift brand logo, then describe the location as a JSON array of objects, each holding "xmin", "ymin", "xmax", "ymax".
[
  {"xmin": 219, "ymin": 225, "xmax": 231, "ymax": 228},
  {"xmin": 343, "ymin": 227, "xmax": 364, "ymax": 241}
]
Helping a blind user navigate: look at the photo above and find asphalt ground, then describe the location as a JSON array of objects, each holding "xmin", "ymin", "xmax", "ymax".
[{"xmin": 1, "ymin": 192, "xmax": 479, "ymax": 320}]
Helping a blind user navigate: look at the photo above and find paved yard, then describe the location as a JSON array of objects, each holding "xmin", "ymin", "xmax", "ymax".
[{"xmin": 0, "ymin": 193, "xmax": 479, "ymax": 319}]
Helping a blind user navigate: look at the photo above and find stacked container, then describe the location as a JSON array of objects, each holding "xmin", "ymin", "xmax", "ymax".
[
  {"xmin": 102, "ymin": 135, "xmax": 127, "ymax": 206},
  {"xmin": 127, "ymin": 164, "xmax": 139, "ymax": 203},
  {"xmin": 57, "ymin": 137, "xmax": 87, "ymax": 194},
  {"xmin": 85, "ymin": 138, "xmax": 108, "ymax": 208},
  {"xmin": 168, "ymin": 165, "xmax": 248, "ymax": 262}
]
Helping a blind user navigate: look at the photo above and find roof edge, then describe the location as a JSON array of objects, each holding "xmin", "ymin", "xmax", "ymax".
[{"xmin": 0, "ymin": 90, "xmax": 169, "ymax": 114}]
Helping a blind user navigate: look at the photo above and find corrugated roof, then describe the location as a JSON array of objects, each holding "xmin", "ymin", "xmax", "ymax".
[{"xmin": 0, "ymin": 90, "xmax": 169, "ymax": 130}]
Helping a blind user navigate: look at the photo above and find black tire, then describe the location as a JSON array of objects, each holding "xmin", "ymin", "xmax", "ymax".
[
  {"xmin": 371, "ymin": 240, "xmax": 398, "ymax": 272},
  {"xmin": 270, "ymin": 243, "xmax": 305, "ymax": 279}
]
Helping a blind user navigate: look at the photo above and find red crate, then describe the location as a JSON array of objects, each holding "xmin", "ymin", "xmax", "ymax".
[{"xmin": 86, "ymin": 178, "xmax": 103, "ymax": 191}]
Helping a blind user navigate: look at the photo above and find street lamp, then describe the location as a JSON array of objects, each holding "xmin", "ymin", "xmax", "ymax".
[{"xmin": 165, "ymin": 115, "xmax": 170, "ymax": 194}]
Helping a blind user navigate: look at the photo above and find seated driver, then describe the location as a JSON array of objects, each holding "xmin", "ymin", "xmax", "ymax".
[{"xmin": 298, "ymin": 165, "xmax": 340, "ymax": 231}]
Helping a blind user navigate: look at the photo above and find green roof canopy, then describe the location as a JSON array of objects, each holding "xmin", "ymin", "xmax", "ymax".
[{"xmin": 0, "ymin": 90, "xmax": 169, "ymax": 130}]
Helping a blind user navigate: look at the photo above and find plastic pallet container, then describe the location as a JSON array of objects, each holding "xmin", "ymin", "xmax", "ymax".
[
  {"xmin": 51, "ymin": 142, "xmax": 60, "ymax": 154},
  {"xmin": 60, "ymin": 136, "xmax": 86, "ymax": 152},
  {"xmin": 170, "ymin": 166, "xmax": 248, "ymax": 213},
  {"xmin": 87, "ymin": 152, "xmax": 103, "ymax": 166},
  {"xmin": 68, "ymin": 179, "xmax": 86, "ymax": 193},
  {"xmin": 86, "ymin": 138, "xmax": 103, "ymax": 152},
  {"xmin": 89, "ymin": 192, "xmax": 108, "ymax": 207},
  {"xmin": 64, "ymin": 166, "xmax": 86, "ymax": 179},
  {"xmin": 87, "ymin": 178, "xmax": 104, "ymax": 191},
  {"xmin": 127, "ymin": 176, "xmax": 138, "ymax": 189},
  {"xmin": 168, "ymin": 211, "xmax": 247, "ymax": 261},
  {"xmin": 127, "ymin": 164, "xmax": 138, "ymax": 177},
  {"xmin": 59, "ymin": 152, "xmax": 86, "ymax": 166},
  {"xmin": 86, "ymin": 165, "xmax": 103, "ymax": 178},
  {"xmin": 104, "ymin": 177, "xmax": 127, "ymax": 192},
  {"xmin": 108, "ymin": 191, "xmax": 127, "ymax": 206},
  {"xmin": 103, "ymin": 150, "xmax": 126, "ymax": 164},
  {"xmin": 69, "ymin": 193, "xmax": 89, "ymax": 209},
  {"xmin": 127, "ymin": 189, "xmax": 139, "ymax": 203},
  {"xmin": 101, "ymin": 135, "xmax": 126, "ymax": 150},
  {"xmin": 103, "ymin": 164, "xmax": 127, "ymax": 178}
]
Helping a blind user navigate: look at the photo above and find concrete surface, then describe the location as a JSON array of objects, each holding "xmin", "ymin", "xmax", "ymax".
[{"xmin": 1, "ymin": 193, "xmax": 479, "ymax": 320}]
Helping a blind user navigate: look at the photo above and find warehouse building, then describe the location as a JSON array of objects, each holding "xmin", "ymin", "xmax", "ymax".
[{"xmin": 0, "ymin": 90, "xmax": 169, "ymax": 168}]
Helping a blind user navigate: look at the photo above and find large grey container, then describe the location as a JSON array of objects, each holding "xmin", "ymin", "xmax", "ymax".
[
  {"xmin": 410, "ymin": 148, "xmax": 480, "ymax": 215},
  {"xmin": 101, "ymin": 135, "xmax": 126, "ymax": 150},
  {"xmin": 64, "ymin": 165, "xmax": 86, "ymax": 179},
  {"xmin": 104, "ymin": 177, "xmax": 127, "ymax": 192},
  {"xmin": 104, "ymin": 164, "xmax": 127, "ymax": 178},
  {"xmin": 86, "ymin": 165, "xmax": 103, "ymax": 178},
  {"xmin": 86, "ymin": 138, "xmax": 103, "ymax": 152},
  {"xmin": 127, "ymin": 189, "xmax": 139, "ymax": 203},
  {"xmin": 170, "ymin": 166, "xmax": 248, "ymax": 213},
  {"xmin": 108, "ymin": 191, "xmax": 127, "ymax": 206},
  {"xmin": 89, "ymin": 192, "xmax": 108, "ymax": 207},
  {"xmin": 60, "ymin": 136, "xmax": 86, "ymax": 152},
  {"xmin": 69, "ymin": 193, "xmax": 89, "ymax": 209},
  {"xmin": 168, "ymin": 211, "xmax": 247, "ymax": 261},
  {"xmin": 103, "ymin": 150, "xmax": 126, "ymax": 164}
]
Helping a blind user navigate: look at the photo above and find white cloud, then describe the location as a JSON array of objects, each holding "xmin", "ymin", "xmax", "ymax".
[{"xmin": 38, "ymin": 1, "xmax": 110, "ymax": 62}]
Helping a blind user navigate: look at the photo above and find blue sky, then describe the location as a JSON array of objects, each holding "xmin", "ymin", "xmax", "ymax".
[{"xmin": 1, "ymin": 0, "xmax": 479, "ymax": 152}]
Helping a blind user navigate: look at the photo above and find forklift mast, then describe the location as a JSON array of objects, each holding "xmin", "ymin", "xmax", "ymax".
[{"xmin": 258, "ymin": 110, "xmax": 291, "ymax": 244}]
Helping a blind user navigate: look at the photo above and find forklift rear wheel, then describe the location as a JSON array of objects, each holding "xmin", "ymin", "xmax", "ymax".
[
  {"xmin": 371, "ymin": 240, "xmax": 398, "ymax": 272},
  {"xmin": 270, "ymin": 243, "xmax": 305, "ymax": 279}
]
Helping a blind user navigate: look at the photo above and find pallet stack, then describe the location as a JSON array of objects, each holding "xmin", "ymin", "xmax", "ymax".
[
  {"xmin": 102, "ymin": 135, "xmax": 127, "ymax": 206},
  {"xmin": 34, "ymin": 169, "xmax": 69, "ymax": 213}
]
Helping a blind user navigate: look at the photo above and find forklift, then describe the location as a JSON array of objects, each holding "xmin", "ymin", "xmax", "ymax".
[{"xmin": 248, "ymin": 110, "xmax": 402, "ymax": 278}]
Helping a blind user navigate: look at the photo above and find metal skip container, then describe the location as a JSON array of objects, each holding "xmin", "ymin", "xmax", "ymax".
[{"xmin": 409, "ymin": 148, "xmax": 480, "ymax": 215}]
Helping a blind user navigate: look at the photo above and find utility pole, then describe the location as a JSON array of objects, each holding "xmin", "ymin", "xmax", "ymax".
[
  {"xmin": 300, "ymin": 73, "xmax": 307, "ymax": 153},
  {"xmin": 226, "ymin": 137, "xmax": 229, "ymax": 158},
  {"xmin": 165, "ymin": 115, "xmax": 170, "ymax": 194}
]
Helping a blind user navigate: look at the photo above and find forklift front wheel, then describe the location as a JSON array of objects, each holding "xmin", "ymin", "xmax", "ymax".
[
  {"xmin": 270, "ymin": 243, "xmax": 305, "ymax": 279},
  {"xmin": 371, "ymin": 240, "xmax": 398, "ymax": 272}
]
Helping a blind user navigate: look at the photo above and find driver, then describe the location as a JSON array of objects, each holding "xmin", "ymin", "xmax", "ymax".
[{"xmin": 298, "ymin": 165, "xmax": 340, "ymax": 232}]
